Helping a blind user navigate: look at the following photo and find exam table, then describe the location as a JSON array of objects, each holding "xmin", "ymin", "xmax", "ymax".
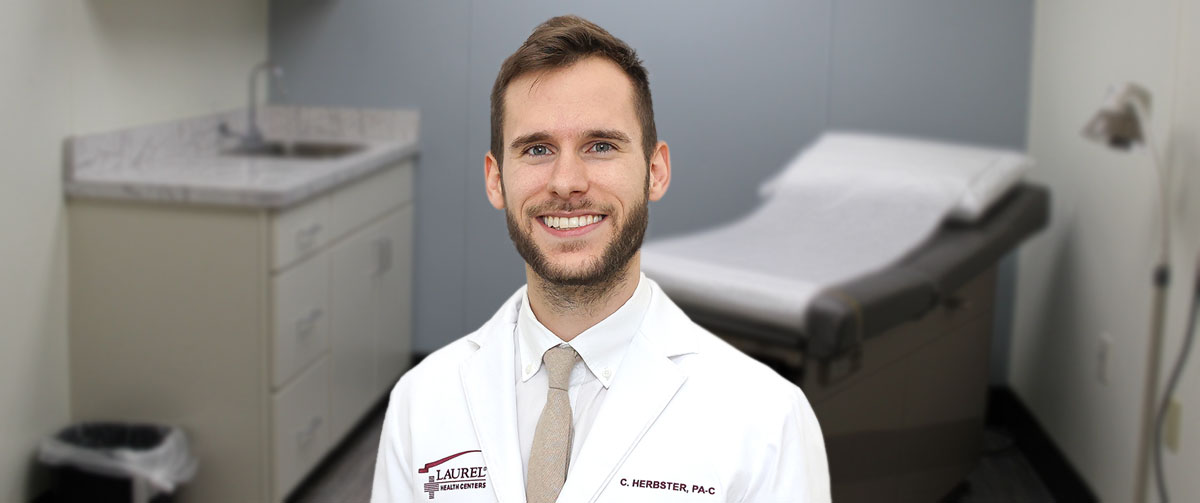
[{"xmin": 649, "ymin": 183, "xmax": 1049, "ymax": 502}]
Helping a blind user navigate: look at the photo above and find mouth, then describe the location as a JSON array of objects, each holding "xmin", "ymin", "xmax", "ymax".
[{"xmin": 537, "ymin": 213, "xmax": 607, "ymax": 236}]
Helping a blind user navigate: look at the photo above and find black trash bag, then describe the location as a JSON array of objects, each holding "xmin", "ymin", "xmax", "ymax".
[{"xmin": 38, "ymin": 422, "xmax": 197, "ymax": 503}]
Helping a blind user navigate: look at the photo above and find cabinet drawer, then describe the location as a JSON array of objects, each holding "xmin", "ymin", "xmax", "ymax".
[
  {"xmin": 273, "ymin": 356, "xmax": 332, "ymax": 499},
  {"xmin": 273, "ymin": 194, "xmax": 329, "ymax": 271},
  {"xmin": 272, "ymin": 253, "xmax": 331, "ymax": 389},
  {"xmin": 328, "ymin": 160, "xmax": 413, "ymax": 241}
]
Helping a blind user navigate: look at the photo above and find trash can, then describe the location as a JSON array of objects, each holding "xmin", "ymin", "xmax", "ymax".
[{"xmin": 38, "ymin": 422, "xmax": 198, "ymax": 503}]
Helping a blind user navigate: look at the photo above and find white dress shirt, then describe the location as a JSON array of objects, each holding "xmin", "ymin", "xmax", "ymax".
[{"xmin": 514, "ymin": 273, "xmax": 652, "ymax": 482}]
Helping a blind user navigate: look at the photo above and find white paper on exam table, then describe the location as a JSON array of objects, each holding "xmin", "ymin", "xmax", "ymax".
[{"xmin": 641, "ymin": 132, "xmax": 1032, "ymax": 332}]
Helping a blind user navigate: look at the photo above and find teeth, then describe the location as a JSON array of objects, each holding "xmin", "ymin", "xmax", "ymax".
[{"xmin": 543, "ymin": 215, "xmax": 603, "ymax": 230}]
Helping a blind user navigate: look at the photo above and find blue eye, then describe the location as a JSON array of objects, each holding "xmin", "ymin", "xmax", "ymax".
[
  {"xmin": 526, "ymin": 145, "xmax": 551, "ymax": 156},
  {"xmin": 589, "ymin": 142, "xmax": 615, "ymax": 153}
]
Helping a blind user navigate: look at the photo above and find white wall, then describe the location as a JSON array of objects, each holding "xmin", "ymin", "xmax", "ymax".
[
  {"xmin": 0, "ymin": 1, "xmax": 265, "ymax": 500},
  {"xmin": 0, "ymin": 2, "xmax": 73, "ymax": 500},
  {"xmin": 1015, "ymin": 0, "xmax": 1200, "ymax": 501},
  {"xmin": 68, "ymin": 1, "xmax": 268, "ymax": 134},
  {"xmin": 1159, "ymin": 0, "xmax": 1200, "ymax": 500}
]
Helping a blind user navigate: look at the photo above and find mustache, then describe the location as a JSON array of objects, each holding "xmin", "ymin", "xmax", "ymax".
[{"xmin": 524, "ymin": 199, "xmax": 615, "ymax": 218}]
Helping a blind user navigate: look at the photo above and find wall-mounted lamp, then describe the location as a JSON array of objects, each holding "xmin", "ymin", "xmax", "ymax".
[{"xmin": 1083, "ymin": 82, "xmax": 1187, "ymax": 503}]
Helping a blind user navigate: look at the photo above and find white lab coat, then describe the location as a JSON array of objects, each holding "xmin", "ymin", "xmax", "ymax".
[{"xmin": 372, "ymin": 279, "xmax": 830, "ymax": 503}]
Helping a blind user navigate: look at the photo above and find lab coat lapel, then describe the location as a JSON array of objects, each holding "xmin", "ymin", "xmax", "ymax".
[
  {"xmin": 460, "ymin": 294, "xmax": 525, "ymax": 503},
  {"xmin": 556, "ymin": 332, "xmax": 688, "ymax": 503}
]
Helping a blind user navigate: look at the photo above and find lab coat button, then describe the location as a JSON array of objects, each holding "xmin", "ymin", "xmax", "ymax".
[{"xmin": 603, "ymin": 368, "xmax": 612, "ymax": 379}]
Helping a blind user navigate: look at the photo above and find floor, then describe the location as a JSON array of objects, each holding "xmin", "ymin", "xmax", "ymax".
[
  {"xmin": 952, "ymin": 428, "xmax": 1056, "ymax": 502},
  {"xmin": 288, "ymin": 409, "xmax": 1056, "ymax": 503}
]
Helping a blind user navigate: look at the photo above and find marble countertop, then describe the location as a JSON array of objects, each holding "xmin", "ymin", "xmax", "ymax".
[{"xmin": 64, "ymin": 106, "xmax": 419, "ymax": 209}]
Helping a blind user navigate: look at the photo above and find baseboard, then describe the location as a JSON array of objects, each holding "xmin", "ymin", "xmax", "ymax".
[{"xmin": 987, "ymin": 386, "xmax": 1098, "ymax": 503}]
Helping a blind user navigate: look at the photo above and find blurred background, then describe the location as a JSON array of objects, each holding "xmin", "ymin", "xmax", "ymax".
[{"xmin": 3, "ymin": 0, "xmax": 1198, "ymax": 502}]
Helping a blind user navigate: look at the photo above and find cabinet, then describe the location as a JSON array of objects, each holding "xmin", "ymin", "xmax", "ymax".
[
  {"xmin": 328, "ymin": 209, "xmax": 412, "ymax": 441},
  {"xmin": 68, "ymin": 160, "xmax": 415, "ymax": 503}
]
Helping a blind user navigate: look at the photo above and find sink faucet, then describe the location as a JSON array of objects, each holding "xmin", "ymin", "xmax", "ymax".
[{"xmin": 221, "ymin": 61, "xmax": 283, "ymax": 149}]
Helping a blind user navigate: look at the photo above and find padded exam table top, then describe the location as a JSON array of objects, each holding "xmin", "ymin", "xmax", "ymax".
[{"xmin": 673, "ymin": 183, "xmax": 1050, "ymax": 361}]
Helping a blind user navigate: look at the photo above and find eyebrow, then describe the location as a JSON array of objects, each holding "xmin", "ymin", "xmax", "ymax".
[
  {"xmin": 584, "ymin": 129, "xmax": 633, "ymax": 144},
  {"xmin": 510, "ymin": 132, "xmax": 552, "ymax": 150},
  {"xmin": 509, "ymin": 129, "xmax": 634, "ymax": 150}
]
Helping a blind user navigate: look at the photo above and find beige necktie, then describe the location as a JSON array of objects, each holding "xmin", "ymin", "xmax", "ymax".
[{"xmin": 526, "ymin": 345, "xmax": 578, "ymax": 503}]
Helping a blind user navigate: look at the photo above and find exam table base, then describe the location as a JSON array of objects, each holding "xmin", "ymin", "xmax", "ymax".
[{"xmin": 711, "ymin": 267, "xmax": 996, "ymax": 503}]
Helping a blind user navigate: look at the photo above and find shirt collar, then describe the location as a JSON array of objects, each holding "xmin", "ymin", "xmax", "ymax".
[{"xmin": 517, "ymin": 272, "xmax": 652, "ymax": 388}]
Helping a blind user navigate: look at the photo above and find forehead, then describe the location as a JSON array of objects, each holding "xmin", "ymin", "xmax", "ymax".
[{"xmin": 503, "ymin": 57, "xmax": 638, "ymax": 141}]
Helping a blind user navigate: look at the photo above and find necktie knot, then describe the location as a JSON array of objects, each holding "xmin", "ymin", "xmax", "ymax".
[{"xmin": 542, "ymin": 345, "xmax": 577, "ymax": 390}]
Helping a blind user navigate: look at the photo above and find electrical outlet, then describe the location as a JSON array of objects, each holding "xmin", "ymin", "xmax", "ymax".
[
  {"xmin": 1097, "ymin": 333, "xmax": 1114, "ymax": 385},
  {"xmin": 1166, "ymin": 399, "xmax": 1182, "ymax": 453}
]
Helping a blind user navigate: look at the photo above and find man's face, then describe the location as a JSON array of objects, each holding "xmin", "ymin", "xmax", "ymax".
[{"xmin": 484, "ymin": 57, "xmax": 670, "ymax": 286}]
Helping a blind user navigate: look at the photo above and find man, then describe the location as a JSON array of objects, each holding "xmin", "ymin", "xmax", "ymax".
[{"xmin": 372, "ymin": 15, "xmax": 829, "ymax": 503}]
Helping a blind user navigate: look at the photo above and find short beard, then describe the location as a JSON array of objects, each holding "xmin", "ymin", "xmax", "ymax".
[{"xmin": 505, "ymin": 189, "xmax": 649, "ymax": 313}]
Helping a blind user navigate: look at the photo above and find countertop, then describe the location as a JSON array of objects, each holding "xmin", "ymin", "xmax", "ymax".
[{"xmin": 63, "ymin": 106, "xmax": 419, "ymax": 209}]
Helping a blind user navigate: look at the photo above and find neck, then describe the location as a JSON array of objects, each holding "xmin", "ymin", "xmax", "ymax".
[{"xmin": 526, "ymin": 255, "xmax": 641, "ymax": 342}]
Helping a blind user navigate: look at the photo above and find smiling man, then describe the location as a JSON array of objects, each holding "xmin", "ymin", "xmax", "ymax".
[{"xmin": 372, "ymin": 15, "xmax": 829, "ymax": 503}]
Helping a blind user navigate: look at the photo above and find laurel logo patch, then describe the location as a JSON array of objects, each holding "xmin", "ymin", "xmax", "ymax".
[{"xmin": 417, "ymin": 450, "xmax": 488, "ymax": 499}]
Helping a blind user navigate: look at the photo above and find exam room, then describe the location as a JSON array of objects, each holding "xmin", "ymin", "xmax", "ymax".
[{"xmin": 4, "ymin": 0, "xmax": 1200, "ymax": 502}]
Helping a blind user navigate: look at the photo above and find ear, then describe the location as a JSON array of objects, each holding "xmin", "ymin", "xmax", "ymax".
[
  {"xmin": 484, "ymin": 151, "xmax": 507, "ymax": 210},
  {"xmin": 647, "ymin": 141, "xmax": 671, "ymax": 202}
]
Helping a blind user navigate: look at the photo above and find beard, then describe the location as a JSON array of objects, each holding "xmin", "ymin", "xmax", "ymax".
[{"xmin": 505, "ymin": 188, "xmax": 649, "ymax": 300}]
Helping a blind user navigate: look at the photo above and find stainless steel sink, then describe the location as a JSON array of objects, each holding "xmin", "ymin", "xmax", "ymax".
[{"xmin": 223, "ymin": 141, "xmax": 365, "ymax": 159}]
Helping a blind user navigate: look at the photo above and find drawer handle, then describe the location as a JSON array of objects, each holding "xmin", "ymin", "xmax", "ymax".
[
  {"xmin": 295, "ymin": 308, "xmax": 323, "ymax": 338},
  {"xmin": 295, "ymin": 416, "xmax": 323, "ymax": 447},
  {"xmin": 373, "ymin": 237, "xmax": 393, "ymax": 277},
  {"xmin": 295, "ymin": 223, "xmax": 323, "ymax": 251}
]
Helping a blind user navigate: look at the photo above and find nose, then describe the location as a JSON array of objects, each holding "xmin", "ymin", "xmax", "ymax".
[{"xmin": 546, "ymin": 152, "xmax": 588, "ymax": 199}]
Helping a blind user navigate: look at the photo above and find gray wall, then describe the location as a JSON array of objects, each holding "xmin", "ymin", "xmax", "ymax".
[{"xmin": 270, "ymin": 0, "xmax": 1033, "ymax": 360}]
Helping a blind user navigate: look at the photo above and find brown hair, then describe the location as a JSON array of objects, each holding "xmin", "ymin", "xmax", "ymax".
[{"xmin": 490, "ymin": 15, "xmax": 657, "ymax": 166}]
